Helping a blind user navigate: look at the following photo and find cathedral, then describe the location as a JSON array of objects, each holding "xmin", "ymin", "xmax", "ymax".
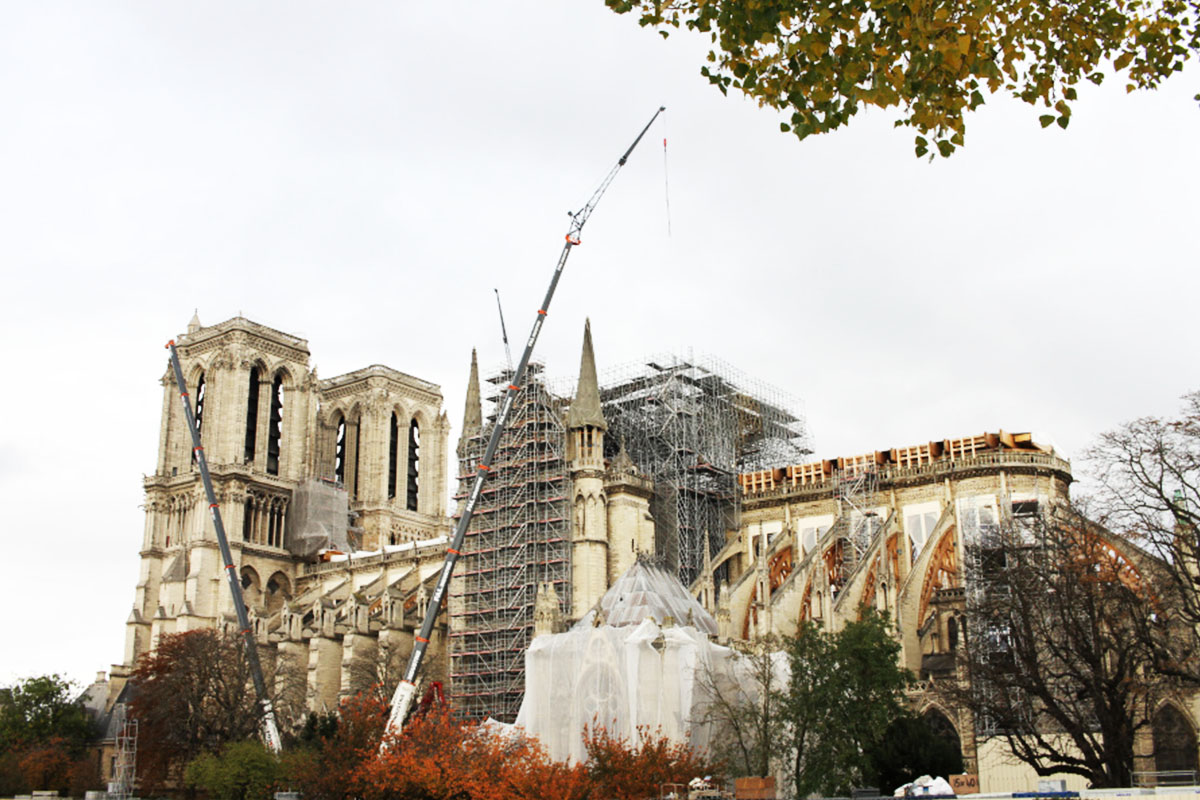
[{"xmin": 105, "ymin": 313, "xmax": 1199, "ymax": 792}]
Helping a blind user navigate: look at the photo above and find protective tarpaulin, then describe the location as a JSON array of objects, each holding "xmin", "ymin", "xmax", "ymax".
[
  {"xmin": 285, "ymin": 479, "xmax": 350, "ymax": 557},
  {"xmin": 512, "ymin": 560, "xmax": 743, "ymax": 763}
]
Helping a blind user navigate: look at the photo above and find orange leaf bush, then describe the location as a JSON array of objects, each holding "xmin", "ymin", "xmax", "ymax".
[{"xmin": 289, "ymin": 693, "xmax": 712, "ymax": 800}]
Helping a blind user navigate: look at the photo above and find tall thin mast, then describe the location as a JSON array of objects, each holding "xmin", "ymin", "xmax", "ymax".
[
  {"xmin": 165, "ymin": 340, "xmax": 283, "ymax": 753},
  {"xmin": 386, "ymin": 106, "xmax": 666, "ymax": 735}
]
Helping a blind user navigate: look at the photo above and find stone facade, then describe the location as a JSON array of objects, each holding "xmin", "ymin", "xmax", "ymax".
[
  {"xmin": 724, "ymin": 434, "xmax": 1199, "ymax": 788},
  {"xmin": 122, "ymin": 315, "xmax": 453, "ymax": 718}
]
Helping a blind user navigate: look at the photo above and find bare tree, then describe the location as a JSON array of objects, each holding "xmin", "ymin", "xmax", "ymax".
[
  {"xmin": 949, "ymin": 504, "xmax": 1179, "ymax": 787},
  {"xmin": 1087, "ymin": 390, "xmax": 1200, "ymax": 682},
  {"xmin": 692, "ymin": 637, "xmax": 784, "ymax": 778},
  {"xmin": 130, "ymin": 630, "xmax": 263, "ymax": 791}
]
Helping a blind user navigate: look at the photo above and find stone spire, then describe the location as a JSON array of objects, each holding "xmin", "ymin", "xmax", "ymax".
[
  {"xmin": 611, "ymin": 438, "xmax": 637, "ymax": 474},
  {"xmin": 458, "ymin": 349, "xmax": 482, "ymax": 459},
  {"xmin": 567, "ymin": 319, "xmax": 607, "ymax": 431},
  {"xmin": 187, "ymin": 309, "xmax": 202, "ymax": 334}
]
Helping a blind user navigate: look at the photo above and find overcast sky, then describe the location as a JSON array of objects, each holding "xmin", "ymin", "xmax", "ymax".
[{"xmin": 1, "ymin": 2, "xmax": 1197, "ymax": 688}]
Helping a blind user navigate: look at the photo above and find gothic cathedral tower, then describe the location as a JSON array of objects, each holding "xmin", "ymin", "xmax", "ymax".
[
  {"xmin": 125, "ymin": 315, "xmax": 451, "ymax": 675},
  {"xmin": 128, "ymin": 315, "xmax": 318, "ymax": 665}
]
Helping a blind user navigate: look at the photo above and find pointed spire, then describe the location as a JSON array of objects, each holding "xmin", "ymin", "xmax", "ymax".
[
  {"xmin": 612, "ymin": 439, "xmax": 637, "ymax": 474},
  {"xmin": 187, "ymin": 309, "xmax": 202, "ymax": 334},
  {"xmin": 459, "ymin": 349, "xmax": 482, "ymax": 457},
  {"xmin": 567, "ymin": 319, "xmax": 607, "ymax": 431}
]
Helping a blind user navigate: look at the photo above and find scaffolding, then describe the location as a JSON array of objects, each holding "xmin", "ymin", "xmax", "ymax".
[
  {"xmin": 834, "ymin": 453, "xmax": 882, "ymax": 573},
  {"xmin": 448, "ymin": 362, "xmax": 571, "ymax": 722},
  {"xmin": 600, "ymin": 354, "xmax": 809, "ymax": 587},
  {"xmin": 108, "ymin": 705, "xmax": 137, "ymax": 800}
]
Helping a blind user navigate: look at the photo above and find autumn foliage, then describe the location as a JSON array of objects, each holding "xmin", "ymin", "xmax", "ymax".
[
  {"xmin": 287, "ymin": 693, "xmax": 388, "ymax": 800},
  {"xmin": 131, "ymin": 630, "xmax": 263, "ymax": 792},
  {"xmin": 583, "ymin": 724, "xmax": 713, "ymax": 800},
  {"xmin": 288, "ymin": 692, "xmax": 712, "ymax": 800}
]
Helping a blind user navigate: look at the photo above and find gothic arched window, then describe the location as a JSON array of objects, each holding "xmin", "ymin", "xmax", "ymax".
[
  {"xmin": 1153, "ymin": 704, "xmax": 1199, "ymax": 774},
  {"xmin": 266, "ymin": 373, "xmax": 284, "ymax": 475},
  {"xmin": 388, "ymin": 412, "xmax": 399, "ymax": 500},
  {"xmin": 194, "ymin": 373, "xmax": 207, "ymax": 435},
  {"xmin": 334, "ymin": 415, "xmax": 347, "ymax": 485},
  {"xmin": 244, "ymin": 366, "xmax": 260, "ymax": 463},
  {"xmin": 407, "ymin": 419, "xmax": 420, "ymax": 511}
]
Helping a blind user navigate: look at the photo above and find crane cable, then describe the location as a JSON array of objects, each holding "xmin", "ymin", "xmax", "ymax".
[{"xmin": 663, "ymin": 122, "xmax": 673, "ymax": 236}]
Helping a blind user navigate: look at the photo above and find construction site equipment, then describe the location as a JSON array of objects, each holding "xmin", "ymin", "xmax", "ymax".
[
  {"xmin": 601, "ymin": 355, "xmax": 809, "ymax": 586},
  {"xmin": 107, "ymin": 705, "xmax": 138, "ymax": 800},
  {"xmin": 385, "ymin": 106, "xmax": 667, "ymax": 735},
  {"xmin": 166, "ymin": 340, "xmax": 283, "ymax": 753},
  {"xmin": 449, "ymin": 353, "xmax": 808, "ymax": 722},
  {"xmin": 449, "ymin": 362, "xmax": 569, "ymax": 721}
]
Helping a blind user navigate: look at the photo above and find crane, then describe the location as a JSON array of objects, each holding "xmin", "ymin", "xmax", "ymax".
[
  {"xmin": 385, "ymin": 105, "xmax": 666, "ymax": 735},
  {"xmin": 165, "ymin": 340, "xmax": 283, "ymax": 754}
]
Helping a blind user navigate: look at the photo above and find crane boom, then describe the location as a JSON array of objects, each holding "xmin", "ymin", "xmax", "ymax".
[
  {"xmin": 385, "ymin": 106, "xmax": 666, "ymax": 736},
  {"xmin": 165, "ymin": 340, "xmax": 283, "ymax": 754}
]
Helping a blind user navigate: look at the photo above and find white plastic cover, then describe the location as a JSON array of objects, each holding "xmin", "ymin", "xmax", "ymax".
[
  {"xmin": 574, "ymin": 560, "xmax": 719, "ymax": 635},
  {"xmin": 509, "ymin": 560, "xmax": 764, "ymax": 763}
]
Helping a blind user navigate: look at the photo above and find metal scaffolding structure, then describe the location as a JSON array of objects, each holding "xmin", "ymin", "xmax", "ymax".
[
  {"xmin": 834, "ymin": 454, "xmax": 882, "ymax": 578},
  {"xmin": 600, "ymin": 354, "xmax": 810, "ymax": 587},
  {"xmin": 108, "ymin": 705, "xmax": 138, "ymax": 800},
  {"xmin": 447, "ymin": 352, "xmax": 806, "ymax": 721},
  {"xmin": 448, "ymin": 362, "xmax": 571, "ymax": 722}
]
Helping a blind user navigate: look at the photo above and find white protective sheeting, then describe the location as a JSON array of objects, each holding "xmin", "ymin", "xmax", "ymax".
[
  {"xmin": 574, "ymin": 559, "xmax": 719, "ymax": 635},
  {"xmin": 512, "ymin": 560, "xmax": 744, "ymax": 763}
]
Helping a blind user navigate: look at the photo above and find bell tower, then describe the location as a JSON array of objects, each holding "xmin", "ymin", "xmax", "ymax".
[{"xmin": 128, "ymin": 315, "xmax": 316, "ymax": 665}]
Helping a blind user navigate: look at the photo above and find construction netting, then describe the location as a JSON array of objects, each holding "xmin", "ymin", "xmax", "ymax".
[
  {"xmin": 285, "ymin": 479, "xmax": 351, "ymax": 557},
  {"xmin": 509, "ymin": 560, "xmax": 780, "ymax": 764}
]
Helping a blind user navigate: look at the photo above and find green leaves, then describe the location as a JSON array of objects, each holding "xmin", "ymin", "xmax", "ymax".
[
  {"xmin": 0, "ymin": 676, "xmax": 94, "ymax": 755},
  {"xmin": 608, "ymin": 0, "xmax": 1199, "ymax": 157},
  {"xmin": 782, "ymin": 612, "xmax": 913, "ymax": 796}
]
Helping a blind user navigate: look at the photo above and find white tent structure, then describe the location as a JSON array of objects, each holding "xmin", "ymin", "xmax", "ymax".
[{"xmin": 514, "ymin": 559, "xmax": 747, "ymax": 763}]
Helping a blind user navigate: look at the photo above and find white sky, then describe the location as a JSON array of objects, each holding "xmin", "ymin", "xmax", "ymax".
[{"xmin": 1, "ymin": 2, "xmax": 1197, "ymax": 688}]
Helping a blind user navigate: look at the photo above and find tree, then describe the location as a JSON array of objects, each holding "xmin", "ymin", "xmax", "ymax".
[
  {"xmin": 288, "ymin": 692, "xmax": 387, "ymax": 800},
  {"xmin": 17, "ymin": 740, "xmax": 73, "ymax": 793},
  {"xmin": 130, "ymin": 630, "xmax": 268, "ymax": 791},
  {"xmin": 1088, "ymin": 389, "xmax": 1200, "ymax": 682},
  {"xmin": 582, "ymin": 724, "xmax": 713, "ymax": 800},
  {"xmin": 781, "ymin": 611, "xmax": 911, "ymax": 796},
  {"xmin": 0, "ymin": 675, "xmax": 97, "ymax": 795},
  {"xmin": 605, "ymin": 0, "xmax": 1198, "ymax": 157},
  {"xmin": 692, "ymin": 637, "xmax": 786, "ymax": 778},
  {"xmin": 359, "ymin": 705, "xmax": 594, "ymax": 800},
  {"xmin": 0, "ymin": 674, "xmax": 95, "ymax": 754},
  {"xmin": 185, "ymin": 740, "xmax": 281, "ymax": 800},
  {"xmin": 948, "ymin": 503, "xmax": 1176, "ymax": 787}
]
